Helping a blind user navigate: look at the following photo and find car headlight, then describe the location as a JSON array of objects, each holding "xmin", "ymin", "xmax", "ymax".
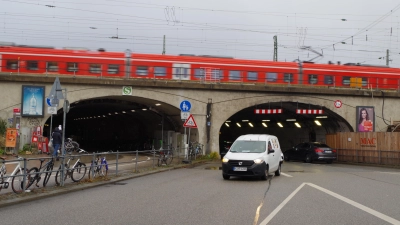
[
  {"xmin": 254, "ymin": 158, "xmax": 264, "ymax": 164},
  {"xmin": 222, "ymin": 157, "xmax": 229, "ymax": 163}
]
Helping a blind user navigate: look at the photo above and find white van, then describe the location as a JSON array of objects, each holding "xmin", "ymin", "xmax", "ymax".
[{"xmin": 222, "ymin": 134, "xmax": 282, "ymax": 180}]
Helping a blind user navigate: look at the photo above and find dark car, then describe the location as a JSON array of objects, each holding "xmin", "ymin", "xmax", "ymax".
[{"xmin": 284, "ymin": 142, "xmax": 337, "ymax": 164}]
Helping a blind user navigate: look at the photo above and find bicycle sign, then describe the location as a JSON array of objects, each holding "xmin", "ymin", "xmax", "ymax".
[
  {"xmin": 183, "ymin": 114, "xmax": 197, "ymax": 128},
  {"xmin": 180, "ymin": 100, "xmax": 191, "ymax": 112}
]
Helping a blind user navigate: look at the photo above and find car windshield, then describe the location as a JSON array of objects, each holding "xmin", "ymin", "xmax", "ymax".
[
  {"xmin": 314, "ymin": 143, "xmax": 330, "ymax": 148},
  {"xmin": 229, "ymin": 141, "xmax": 266, "ymax": 153}
]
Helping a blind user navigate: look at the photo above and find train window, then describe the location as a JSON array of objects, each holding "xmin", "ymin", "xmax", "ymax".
[
  {"xmin": 229, "ymin": 70, "xmax": 241, "ymax": 80},
  {"xmin": 67, "ymin": 62, "xmax": 78, "ymax": 72},
  {"xmin": 266, "ymin": 72, "xmax": 277, "ymax": 82},
  {"xmin": 173, "ymin": 66, "xmax": 190, "ymax": 79},
  {"xmin": 27, "ymin": 61, "xmax": 38, "ymax": 70},
  {"xmin": 6, "ymin": 60, "xmax": 18, "ymax": 69},
  {"xmin": 247, "ymin": 72, "xmax": 258, "ymax": 81},
  {"xmin": 308, "ymin": 74, "xmax": 318, "ymax": 84},
  {"xmin": 362, "ymin": 77, "xmax": 367, "ymax": 86},
  {"xmin": 194, "ymin": 68, "xmax": 204, "ymax": 79},
  {"xmin": 154, "ymin": 67, "xmax": 166, "ymax": 76},
  {"xmin": 284, "ymin": 73, "xmax": 293, "ymax": 83},
  {"xmin": 47, "ymin": 62, "xmax": 58, "ymax": 72},
  {"xmin": 108, "ymin": 64, "xmax": 119, "ymax": 74},
  {"xmin": 342, "ymin": 76, "xmax": 350, "ymax": 86},
  {"xmin": 89, "ymin": 64, "xmax": 101, "ymax": 74},
  {"xmin": 136, "ymin": 66, "xmax": 148, "ymax": 76},
  {"xmin": 324, "ymin": 75, "xmax": 333, "ymax": 84}
]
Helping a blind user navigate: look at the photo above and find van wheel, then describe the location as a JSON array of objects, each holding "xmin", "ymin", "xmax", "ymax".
[
  {"xmin": 223, "ymin": 174, "xmax": 230, "ymax": 180},
  {"xmin": 275, "ymin": 164, "xmax": 281, "ymax": 176},
  {"xmin": 261, "ymin": 166, "xmax": 269, "ymax": 180}
]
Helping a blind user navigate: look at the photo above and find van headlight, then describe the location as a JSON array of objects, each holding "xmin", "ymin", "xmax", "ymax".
[
  {"xmin": 254, "ymin": 158, "xmax": 264, "ymax": 164},
  {"xmin": 222, "ymin": 157, "xmax": 229, "ymax": 163}
]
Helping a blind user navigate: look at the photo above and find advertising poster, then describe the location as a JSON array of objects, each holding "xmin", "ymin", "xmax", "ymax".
[
  {"xmin": 6, "ymin": 128, "xmax": 17, "ymax": 147},
  {"xmin": 21, "ymin": 85, "xmax": 45, "ymax": 117},
  {"xmin": 356, "ymin": 106, "xmax": 375, "ymax": 132}
]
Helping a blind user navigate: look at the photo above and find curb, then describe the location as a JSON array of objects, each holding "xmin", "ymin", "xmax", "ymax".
[{"xmin": 0, "ymin": 160, "xmax": 215, "ymax": 208}]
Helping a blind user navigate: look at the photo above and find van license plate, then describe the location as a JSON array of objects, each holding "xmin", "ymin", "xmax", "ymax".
[{"xmin": 233, "ymin": 167, "xmax": 247, "ymax": 171}]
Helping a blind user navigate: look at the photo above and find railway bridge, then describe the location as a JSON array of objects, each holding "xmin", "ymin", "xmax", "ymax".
[{"xmin": 1, "ymin": 73, "xmax": 399, "ymax": 155}]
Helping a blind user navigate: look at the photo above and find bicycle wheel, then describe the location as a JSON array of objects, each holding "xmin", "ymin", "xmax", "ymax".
[
  {"xmin": 88, "ymin": 164, "xmax": 98, "ymax": 179},
  {"xmin": 43, "ymin": 164, "xmax": 53, "ymax": 187},
  {"xmin": 100, "ymin": 164, "xmax": 107, "ymax": 176},
  {"xmin": 25, "ymin": 167, "xmax": 39, "ymax": 189},
  {"xmin": 72, "ymin": 141, "xmax": 79, "ymax": 152},
  {"xmin": 71, "ymin": 162, "xmax": 86, "ymax": 182},
  {"xmin": 11, "ymin": 168, "xmax": 35, "ymax": 193},
  {"xmin": 166, "ymin": 151, "xmax": 173, "ymax": 165},
  {"xmin": 65, "ymin": 142, "xmax": 74, "ymax": 153},
  {"xmin": 55, "ymin": 165, "xmax": 68, "ymax": 186}
]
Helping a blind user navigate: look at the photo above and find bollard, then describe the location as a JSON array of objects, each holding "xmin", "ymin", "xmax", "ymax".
[
  {"xmin": 135, "ymin": 150, "xmax": 138, "ymax": 172},
  {"xmin": 116, "ymin": 150, "xmax": 119, "ymax": 176}
]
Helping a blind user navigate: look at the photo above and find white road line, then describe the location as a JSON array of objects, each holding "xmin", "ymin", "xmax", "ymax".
[
  {"xmin": 280, "ymin": 172, "xmax": 293, "ymax": 177},
  {"xmin": 376, "ymin": 172, "xmax": 400, "ymax": 175},
  {"xmin": 259, "ymin": 183, "xmax": 306, "ymax": 225},
  {"xmin": 306, "ymin": 183, "xmax": 400, "ymax": 225},
  {"xmin": 259, "ymin": 182, "xmax": 400, "ymax": 225}
]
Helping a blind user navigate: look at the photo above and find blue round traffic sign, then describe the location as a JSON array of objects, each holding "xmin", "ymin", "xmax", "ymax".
[{"xmin": 180, "ymin": 100, "xmax": 191, "ymax": 112}]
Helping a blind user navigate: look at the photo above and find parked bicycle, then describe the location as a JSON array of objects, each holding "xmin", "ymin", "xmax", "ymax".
[
  {"xmin": 157, "ymin": 149, "xmax": 173, "ymax": 166},
  {"xmin": 89, "ymin": 155, "xmax": 108, "ymax": 179},
  {"xmin": 26, "ymin": 157, "xmax": 55, "ymax": 188},
  {"xmin": 64, "ymin": 138, "xmax": 80, "ymax": 153},
  {"xmin": 55, "ymin": 152, "xmax": 87, "ymax": 185},
  {"xmin": 188, "ymin": 142, "xmax": 203, "ymax": 160},
  {"xmin": 0, "ymin": 154, "xmax": 35, "ymax": 193}
]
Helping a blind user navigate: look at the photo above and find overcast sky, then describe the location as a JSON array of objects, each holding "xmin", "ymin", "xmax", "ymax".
[{"xmin": 2, "ymin": 0, "xmax": 400, "ymax": 67}]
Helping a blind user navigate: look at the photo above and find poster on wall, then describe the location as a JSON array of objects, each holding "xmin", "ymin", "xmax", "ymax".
[
  {"xmin": 21, "ymin": 85, "xmax": 45, "ymax": 117},
  {"xmin": 356, "ymin": 106, "xmax": 374, "ymax": 132}
]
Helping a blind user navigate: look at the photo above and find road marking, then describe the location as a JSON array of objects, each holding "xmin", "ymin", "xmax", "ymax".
[
  {"xmin": 280, "ymin": 172, "xmax": 292, "ymax": 177},
  {"xmin": 260, "ymin": 182, "xmax": 400, "ymax": 225},
  {"xmin": 376, "ymin": 172, "xmax": 400, "ymax": 175}
]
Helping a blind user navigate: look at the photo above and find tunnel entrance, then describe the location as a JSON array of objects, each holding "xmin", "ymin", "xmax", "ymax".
[
  {"xmin": 44, "ymin": 97, "xmax": 183, "ymax": 152},
  {"xmin": 219, "ymin": 101, "xmax": 352, "ymax": 155}
]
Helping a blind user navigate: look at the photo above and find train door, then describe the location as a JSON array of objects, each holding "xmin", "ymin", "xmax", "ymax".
[{"xmin": 172, "ymin": 63, "xmax": 191, "ymax": 80}]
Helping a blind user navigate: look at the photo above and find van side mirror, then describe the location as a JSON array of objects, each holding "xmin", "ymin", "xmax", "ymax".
[{"xmin": 268, "ymin": 149, "xmax": 275, "ymax": 154}]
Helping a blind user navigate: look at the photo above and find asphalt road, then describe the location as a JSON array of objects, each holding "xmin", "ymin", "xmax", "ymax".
[{"xmin": 1, "ymin": 161, "xmax": 400, "ymax": 225}]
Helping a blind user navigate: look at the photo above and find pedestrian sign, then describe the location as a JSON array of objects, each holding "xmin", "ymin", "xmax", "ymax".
[{"xmin": 183, "ymin": 114, "xmax": 197, "ymax": 128}]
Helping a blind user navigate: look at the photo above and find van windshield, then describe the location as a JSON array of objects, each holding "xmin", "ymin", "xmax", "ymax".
[{"xmin": 229, "ymin": 141, "xmax": 266, "ymax": 153}]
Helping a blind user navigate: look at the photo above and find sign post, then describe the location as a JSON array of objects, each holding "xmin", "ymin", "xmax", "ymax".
[{"xmin": 180, "ymin": 100, "xmax": 192, "ymax": 161}]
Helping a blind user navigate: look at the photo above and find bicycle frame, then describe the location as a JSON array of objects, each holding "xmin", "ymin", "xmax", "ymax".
[{"xmin": 0, "ymin": 157, "xmax": 25, "ymax": 191}]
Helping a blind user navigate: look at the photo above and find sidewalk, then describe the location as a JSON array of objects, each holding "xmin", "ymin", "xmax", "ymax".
[{"xmin": 0, "ymin": 158, "xmax": 221, "ymax": 208}]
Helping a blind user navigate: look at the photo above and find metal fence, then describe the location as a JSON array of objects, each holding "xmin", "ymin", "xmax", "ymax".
[{"xmin": 0, "ymin": 148, "xmax": 205, "ymax": 194}]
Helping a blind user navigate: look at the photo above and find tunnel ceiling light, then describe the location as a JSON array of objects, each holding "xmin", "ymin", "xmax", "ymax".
[
  {"xmin": 225, "ymin": 123, "xmax": 230, "ymax": 127},
  {"xmin": 316, "ymin": 116, "xmax": 327, "ymax": 119},
  {"xmin": 142, "ymin": 108, "xmax": 147, "ymax": 111},
  {"xmin": 122, "ymin": 111, "xmax": 126, "ymax": 113},
  {"xmin": 225, "ymin": 120, "xmax": 231, "ymax": 123},
  {"xmin": 286, "ymin": 119, "xmax": 296, "ymax": 121},
  {"xmin": 315, "ymin": 120, "xmax": 322, "ymax": 126},
  {"xmin": 103, "ymin": 115, "xmax": 105, "ymax": 117},
  {"xmin": 155, "ymin": 103, "xmax": 161, "ymax": 106},
  {"xmin": 98, "ymin": 116, "xmax": 101, "ymax": 118},
  {"xmin": 108, "ymin": 113, "xmax": 111, "ymax": 115},
  {"xmin": 248, "ymin": 122, "xmax": 253, "ymax": 127},
  {"xmin": 131, "ymin": 110, "xmax": 135, "ymax": 112},
  {"xmin": 236, "ymin": 123, "xmax": 241, "ymax": 127},
  {"xmin": 242, "ymin": 120, "xmax": 249, "ymax": 122},
  {"xmin": 295, "ymin": 122, "xmax": 301, "ymax": 128},
  {"xmin": 262, "ymin": 122, "xmax": 267, "ymax": 127},
  {"xmin": 277, "ymin": 122, "xmax": 283, "ymax": 128},
  {"xmin": 262, "ymin": 119, "xmax": 270, "ymax": 121},
  {"xmin": 115, "ymin": 112, "xmax": 118, "ymax": 114}
]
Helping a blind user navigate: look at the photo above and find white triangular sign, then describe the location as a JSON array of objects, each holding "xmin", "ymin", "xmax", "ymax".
[{"xmin": 183, "ymin": 114, "xmax": 197, "ymax": 128}]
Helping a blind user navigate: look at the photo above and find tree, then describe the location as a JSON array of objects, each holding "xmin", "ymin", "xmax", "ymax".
[{"xmin": 0, "ymin": 118, "xmax": 7, "ymax": 136}]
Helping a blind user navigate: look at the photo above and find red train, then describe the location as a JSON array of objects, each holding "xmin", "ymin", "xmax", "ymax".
[{"xmin": 1, "ymin": 43, "xmax": 400, "ymax": 90}]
